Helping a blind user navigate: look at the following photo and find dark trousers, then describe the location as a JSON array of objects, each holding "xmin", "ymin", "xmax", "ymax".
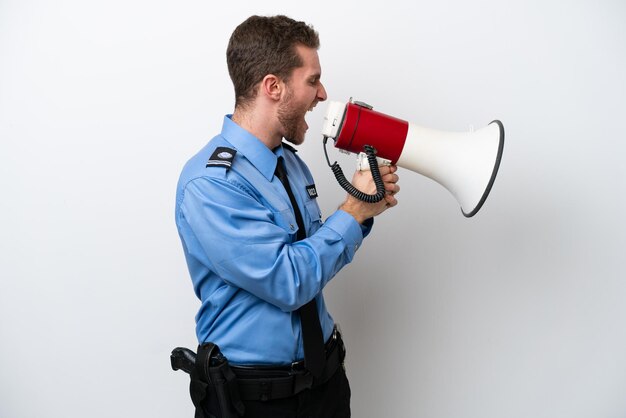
[{"xmin": 203, "ymin": 366, "xmax": 351, "ymax": 418}]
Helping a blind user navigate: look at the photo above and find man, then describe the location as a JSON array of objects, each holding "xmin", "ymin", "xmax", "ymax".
[{"xmin": 175, "ymin": 15, "xmax": 399, "ymax": 417}]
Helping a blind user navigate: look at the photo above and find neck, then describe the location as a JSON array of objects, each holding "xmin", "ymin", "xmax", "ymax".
[{"xmin": 232, "ymin": 106, "xmax": 283, "ymax": 149}]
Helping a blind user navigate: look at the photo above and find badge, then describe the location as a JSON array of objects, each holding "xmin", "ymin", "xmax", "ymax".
[{"xmin": 305, "ymin": 184, "xmax": 318, "ymax": 199}]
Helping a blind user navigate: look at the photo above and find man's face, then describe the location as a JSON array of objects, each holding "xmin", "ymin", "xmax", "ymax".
[{"xmin": 277, "ymin": 45, "xmax": 327, "ymax": 145}]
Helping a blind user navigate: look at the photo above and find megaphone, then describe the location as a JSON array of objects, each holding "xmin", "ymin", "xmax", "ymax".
[{"xmin": 321, "ymin": 99, "xmax": 504, "ymax": 217}]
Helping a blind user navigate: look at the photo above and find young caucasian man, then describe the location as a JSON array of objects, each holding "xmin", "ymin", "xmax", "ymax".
[{"xmin": 175, "ymin": 15, "xmax": 399, "ymax": 418}]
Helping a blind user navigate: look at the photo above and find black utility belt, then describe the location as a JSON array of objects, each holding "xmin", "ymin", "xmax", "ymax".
[
  {"xmin": 232, "ymin": 326, "xmax": 342, "ymax": 374},
  {"xmin": 170, "ymin": 328, "xmax": 346, "ymax": 418},
  {"xmin": 231, "ymin": 328, "xmax": 345, "ymax": 401}
]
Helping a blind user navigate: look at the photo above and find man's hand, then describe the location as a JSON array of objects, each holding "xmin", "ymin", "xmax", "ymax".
[{"xmin": 339, "ymin": 165, "xmax": 400, "ymax": 224}]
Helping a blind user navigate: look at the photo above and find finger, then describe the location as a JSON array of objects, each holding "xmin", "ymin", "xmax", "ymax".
[
  {"xmin": 376, "ymin": 166, "xmax": 392, "ymax": 177},
  {"xmin": 384, "ymin": 194, "xmax": 398, "ymax": 207},
  {"xmin": 385, "ymin": 184, "xmax": 400, "ymax": 194},
  {"xmin": 377, "ymin": 164, "xmax": 397, "ymax": 176},
  {"xmin": 383, "ymin": 173, "xmax": 399, "ymax": 183}
]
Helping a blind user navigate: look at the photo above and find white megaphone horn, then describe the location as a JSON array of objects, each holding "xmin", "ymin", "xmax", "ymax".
[{"xmin": 321, "ymin": 99, "xmax": 505, "ymax": 217}]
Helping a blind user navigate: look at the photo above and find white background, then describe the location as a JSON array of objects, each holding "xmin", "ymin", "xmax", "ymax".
[{"xmin": 1, "ymin": 1, "xmax": 625, "ymax": 417}]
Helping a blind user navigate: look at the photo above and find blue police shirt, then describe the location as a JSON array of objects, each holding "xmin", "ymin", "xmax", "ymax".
[{"xmin": 175, "ymin": 115, "xmax": 373, "ymax": 366}]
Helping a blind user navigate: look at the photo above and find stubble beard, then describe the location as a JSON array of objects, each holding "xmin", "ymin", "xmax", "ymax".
[{"xmin": 277, "ymin": 88, "xmax": 309, "ymax": 146}]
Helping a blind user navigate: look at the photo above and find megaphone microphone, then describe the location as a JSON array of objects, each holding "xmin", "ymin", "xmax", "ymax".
[{"xmin": 321, "ymin": 99, "xmax": 504, "ymax": 217}]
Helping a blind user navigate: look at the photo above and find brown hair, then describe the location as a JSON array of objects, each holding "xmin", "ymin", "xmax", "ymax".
[{"xmin": 226, "ymin": 15, "xmax": 320, "ymax": 108}]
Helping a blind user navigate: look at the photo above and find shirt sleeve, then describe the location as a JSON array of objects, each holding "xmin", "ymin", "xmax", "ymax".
[{"xmin": 179, "ymin": 176, "xmax": 366, "ymax": 312}]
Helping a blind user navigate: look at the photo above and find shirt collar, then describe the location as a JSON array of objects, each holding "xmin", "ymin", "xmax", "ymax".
[{"xmin": 220, "ymin": 115, "xmax": 283, "ymax": 181}]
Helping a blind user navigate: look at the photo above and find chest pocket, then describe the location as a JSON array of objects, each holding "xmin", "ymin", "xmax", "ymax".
[
  {"xmin": 305, "ymin": 199, "xmax": 323, "ymax": 233},
  {"xmin": 272, "ymin": 207, "xmax": 300, "ymax": 241},
  {"xmin": 272, "ymin": 199, "xmax": 323, "ymax": 241}
]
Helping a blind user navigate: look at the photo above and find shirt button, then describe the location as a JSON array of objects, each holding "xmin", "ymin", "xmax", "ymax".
[{"xmin": 290, "ymin": 224, "xmax": 295, "ymax": 230}]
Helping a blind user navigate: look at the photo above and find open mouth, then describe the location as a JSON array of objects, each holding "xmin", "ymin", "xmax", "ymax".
[{"xmin": 304, "ymin": 102, "xmax": 318, "ymax": 129}]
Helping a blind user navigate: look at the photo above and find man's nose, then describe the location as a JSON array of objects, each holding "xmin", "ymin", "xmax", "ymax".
[{"xmin": 317, "ymin": 83, "xmax": 327, "ymax": 102}]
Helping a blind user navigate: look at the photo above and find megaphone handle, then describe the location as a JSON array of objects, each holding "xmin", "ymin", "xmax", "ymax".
[
  {"xmin": 323, "ymin": 139, "xmax": 386, "ymax": 203},
  {"xmin": 357, "ymin": 152, "xmax": 392, "ymax": 171}
]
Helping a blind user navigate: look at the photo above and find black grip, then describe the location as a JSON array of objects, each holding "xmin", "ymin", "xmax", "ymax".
[{"xmin": 170, "ymin": 347, "xmax": 197, "ymax": 374}]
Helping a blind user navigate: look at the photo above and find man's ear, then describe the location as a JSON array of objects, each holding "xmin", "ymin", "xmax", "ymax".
[{"xmin": 260, "ymin": 74, "xmax": 282, "ymax": 101}]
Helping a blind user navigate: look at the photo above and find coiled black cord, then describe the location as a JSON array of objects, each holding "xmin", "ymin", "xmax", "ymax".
[{"xmin": 323, "ymin": 137, "xmax": 386, "ymax": 203}]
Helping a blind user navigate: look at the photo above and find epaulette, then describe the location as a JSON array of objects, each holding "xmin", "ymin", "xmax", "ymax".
[
  {"xmin": 281, "ymin": 142, "xmax": 298, "ymax": 154},
  {"xmin": 206, "ymin": 147, "xmax": 237, "ymax": 170}
]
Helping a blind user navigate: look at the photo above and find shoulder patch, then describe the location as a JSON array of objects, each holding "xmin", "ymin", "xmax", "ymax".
[
  {"xmin": 206, "ymin": 147, "xmax": 236, "ymax": 169},
  {"xmin": 281, "ymin": 142, "xmax": 298, "ymax": 153}
]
